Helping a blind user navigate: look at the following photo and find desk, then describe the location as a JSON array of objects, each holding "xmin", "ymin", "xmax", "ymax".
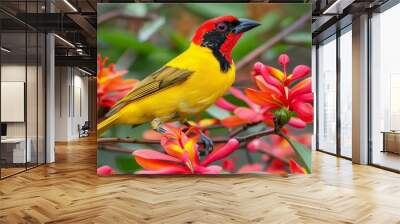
[
  {"xmin": 382, "ymin": 131, "xmax": 400, "ymax": 154},
  {"xmin": 1, "ymin": 138, "xmax": 31, "ymax": 163}
]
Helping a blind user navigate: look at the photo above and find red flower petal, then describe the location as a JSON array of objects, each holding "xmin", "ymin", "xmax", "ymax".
[
  {"xmin": 287, "ymin": 65, "xmax": 310, "ymax": 85},
  {"xmin": 215, "ymin": 98, "xmax": 237, "ymax": 111},
  {"xmin": 230, "ymin": 87, "xmax": 259, "ymax": 109},
  {"xmin": 289, "ymin": 78, "xmax": 312, "ymax": 98},
  {"xmin": 288, "ymin": 117, "xmax": 307, "ymax": 129},
  {"xmin": 245, "ymin": 88, "xmax": 279, "ymax": 107},
  {"xmin": 262, "ymin": 74, "xmax": 286, "ymax": 96},
  {"xmin": 246, "ymin": 138, "xmax": 270, "ymax": 153},
  {"xmin": 289, "ymin": 160, "xmax": 306, "ymax": 174},
  {"xmin": 133, "ymin": 150, "xmax": 183, "ymax": 171},
  {"xmin": 278, "ymin": 54, "xmax": 290, "ymax": 66},
  {"xmin": 292, "ymin": 92, "xmax": 314, "ymax": 103},
  {"xmin": 292, "ymin": 102, "xmax": 314, "ymax": 123},
  {"xmin": 265, "ymin": 159, "xmax": 287, "ymax": 174},
  {"xmin": 254, "ymin": 76, "xmax": 282, "ymax": 96},
  {"xmin": 136, "ymin": 166, "xmax": 189, "ymax": 174},
  {"xmin": 234, "ymin": 107, "xmax": 263, "ymax": 123},
  {"xmin": 253, "ymin": 62, "xmax": 268, "ymax": 78},
  {"xmin": 221, "ymin": 116, "xmax": 248, "ymax": 128},
  {"xmin": 238, "ymin": 164, "xmax": 263, "ymax": 173},
  {"xmin": 194, "ymin": 165, "xmax": 222, "ymax": 174},
  {"xmin": 222, "ymin": 158, "xmax": 237, "ymax": 172},
  {"xmin": 142, "ymin": 130, "xmax": 163, "ymax": 141},
  {"xmin": 266, "ymin": 66, "xmax": 285, "ymax": 82},
  {"xmin": 97, "ymin": 165, "xmax": 114, "ymax": 175},
  {"xmin": 201, "ymin": 139, "xmax": 240, "ymax": 166}
]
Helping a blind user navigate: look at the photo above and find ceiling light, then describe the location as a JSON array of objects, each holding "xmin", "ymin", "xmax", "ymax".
[
  {"xmin": 322, "ymin": 0, "xmax": 354, "ymax": 15},
  {"xmin": 1, "ymin": 47, "xmax": 11, "ymax": 53},
  {"xmin": 54, "ymin": 34, "xmax": 75, "ymax": 48},
  {"xmin": 78, "ymin": 67, "xmax": 93, "ymax": 76},
  {"xmin": 63, "ymin": 0, "xmax": 78, "ymax": 12},
  {"xmin": 323, "ymin": 0, "xmax": 341, "ymax": 14}
]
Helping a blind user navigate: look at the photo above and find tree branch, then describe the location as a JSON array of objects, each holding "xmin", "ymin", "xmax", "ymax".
[
  {"xmin": 98, "ymin": 126, "xmax": 277, "ymax": 146},
  {"xmin": 236, "ymin": 129, "xmax": 276, "ymax": 143},
  {"xmin": 98, "ymin": 137, "xmax": 232, "ymax": 145},
  {"xmin": 236, "ymin": 11, "xmax": 312, "ymax": 70}
]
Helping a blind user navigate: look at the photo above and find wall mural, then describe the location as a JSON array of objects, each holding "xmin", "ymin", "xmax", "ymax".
[{"xmin": 97, "ymin": 3, "xmax": 313, "ymax": 175}]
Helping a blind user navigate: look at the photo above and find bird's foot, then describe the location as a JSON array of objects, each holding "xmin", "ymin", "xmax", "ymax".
[
  {"xmin": 200, "ymin": 132, "xmax": 214, "ymax": 155},
  {"xmin": 151, "ymin": 118, "xmax": 166, "ymax": 134},
  {"xmin": 183, "ymin": 121, "xmax": 213, "ymax": 155}
]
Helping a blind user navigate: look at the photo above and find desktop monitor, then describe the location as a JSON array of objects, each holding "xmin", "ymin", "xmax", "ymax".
[{"xmin": 1, "ymin": 123, "xmax": 7, "ymax": 137}]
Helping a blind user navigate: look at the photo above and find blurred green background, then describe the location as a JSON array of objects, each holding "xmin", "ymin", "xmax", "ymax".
[{"xmin": 97, "ymin": 3, "xmax": 311, "ymax": 173}]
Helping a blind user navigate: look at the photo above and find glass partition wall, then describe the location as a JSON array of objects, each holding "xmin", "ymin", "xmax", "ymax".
[
  {"xmin": 0, "ymin": 2, "xmax": 46, "ymax": 179},
  {"xmin": 339, "ymin": 27, "xmax": 352, "ymax": 159},
  {"xmin": 316, "ymin": 26, "xmax": 353, "ymax": 159},
  {"xmin": 370, "ymin": 3, "xmax": 400, "ymax": 171},
  {"xmin": 317, "ymin": 35, "xmax": 337, "ymax": 155}
]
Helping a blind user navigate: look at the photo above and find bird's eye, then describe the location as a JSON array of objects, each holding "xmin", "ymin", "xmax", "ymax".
[{"xmin": 217, "ymin": 23, "xmax": 228, "ymax": 32}]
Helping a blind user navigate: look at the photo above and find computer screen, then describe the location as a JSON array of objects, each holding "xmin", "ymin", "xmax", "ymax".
[{"xmin": 1, "ymin": 123, "xmax": 7, "ymax": 137}]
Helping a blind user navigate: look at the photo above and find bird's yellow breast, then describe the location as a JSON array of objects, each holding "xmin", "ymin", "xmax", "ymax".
[{"xmin": 118, "ymin": 44, "xmax": 235, "ymax": 124}]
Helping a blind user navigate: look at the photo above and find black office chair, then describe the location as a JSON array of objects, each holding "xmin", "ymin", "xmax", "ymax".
[{"xmin": 78, "ymin": 121, "xmax": 90, "ymax": 138}]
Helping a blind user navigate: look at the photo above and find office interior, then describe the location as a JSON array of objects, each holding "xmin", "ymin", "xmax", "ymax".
[
  {"xmin": 0, "ymin": 0, "xmax": 97, "ymax": 179},
  {"xmin": 313, "ymin": 0, "xmax": 400, "ymax": 172}
]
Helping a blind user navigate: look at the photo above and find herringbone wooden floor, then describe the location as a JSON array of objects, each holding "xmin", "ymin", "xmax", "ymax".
[{"xmin": 1, "ymin": 136, "xmax": 400, "ymax": 224}]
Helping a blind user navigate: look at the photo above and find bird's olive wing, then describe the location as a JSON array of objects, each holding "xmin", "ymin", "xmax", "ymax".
[{"xmin": 105, "ymin": 66, "xmax": 193, "ymax": 117}]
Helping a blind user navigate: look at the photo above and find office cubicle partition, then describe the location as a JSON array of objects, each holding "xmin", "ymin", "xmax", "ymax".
[{"xmin": 0, "ymin": 1, "xmax": 47, "ymax": 179}]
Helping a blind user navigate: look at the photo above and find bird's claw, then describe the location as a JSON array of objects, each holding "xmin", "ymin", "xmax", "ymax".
[
  {"xmin": 200, "ymin": 133, "xmax": 213, "ymax": 155},
  {"xmin": 151, "ymin": 118, "xmax": 166, "ymax": 134}
]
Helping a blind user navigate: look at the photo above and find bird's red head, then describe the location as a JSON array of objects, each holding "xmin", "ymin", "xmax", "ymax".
[{"xmin": 192, "ymin": 16, "xmax": 260, "ymax": 72}]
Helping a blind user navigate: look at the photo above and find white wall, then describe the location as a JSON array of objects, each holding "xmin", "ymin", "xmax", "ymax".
[
  {"xmin": 1, "ymin": 65, "xmax": 39, "ymax": 138},
  {"xmin": 54, "ymin": 67, "xmax": 89, "ymax": 141},
  {"xmin": 1, "ymin": 63, "xmax": 46, "ymax": 164}
]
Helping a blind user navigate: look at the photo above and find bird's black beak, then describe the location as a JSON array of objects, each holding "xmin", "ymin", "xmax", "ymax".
[{"xmin": 232, "ymin": 18, "xmax": 260, "ymax": 34}]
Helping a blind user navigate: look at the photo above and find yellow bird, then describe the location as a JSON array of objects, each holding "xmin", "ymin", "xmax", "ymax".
[{"xmin": 98, "ymin": 15, "xmax": 259, "ymax": 152}]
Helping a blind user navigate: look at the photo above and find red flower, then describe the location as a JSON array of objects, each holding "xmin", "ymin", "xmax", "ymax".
[
  {"xmin": 238, "ymin": 163, "xmax": 263, "ymax": 173},
  {"xmin": 222, "ymin": 157, "xmax": 238, "ymax": 172},
  {"xmin": 215, "ymin": 87, "xmax": 274, "ymax": 128},
  {"xmin": 97, "ymin": 54, "xmax": 138, "ymax": 108},
  {"xmin": 246, "ymin": 133, "xmax": 311, "ymax": 174},
  {"xmin": 289, "ymin": 159, "xmax": 306, "ymax": 174},
  {"xmin": 142, "ymin": 119, "xmax": 219, "ymax": 141},
  {"xmin": 265, "ymin": 159, "xmax": 287, "ymax": 174},
  {"xmin": 133, "ymin": 126, "xmax": 240, "ymax": 174},
  {"xmin": 245, "ymin": 54, "xmax": 313, "ymax": 128},
  {"xmin": 97, "ymin": 165, "xmax": 114, "ymax": 175}
]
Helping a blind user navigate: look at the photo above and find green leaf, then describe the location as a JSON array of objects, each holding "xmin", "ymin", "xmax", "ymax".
[
  {"xmin": 206, "ymin": 105, "xmax": 231, "ymax": 120},
  {"xmin": 184, "ymin": 3, "xmax": 247, "ymax": 18},
  {"xmin": 281, "ymin": 133, "xmax": 311, "ymax": 173},
  {"xmin": 97, "ymin": 28, "xmax": 157, "ymax": 55},
  {"xmin": 284, "ymin": 32, "xmax": 312, "ymax": 45},
  {"xmin": 138, "ymin": 17, "xmax": 166, "ymax": 42},
  {"xmin": 123, "ymin": 3, "xmax": 147, "ymax": 17},
  {"xmin": 115, "ymin": 155, "xmax": 141, "ymax": 174},
  {"xmin": 168, "ymin": 32, "xmax": 189, "ymax": 52},
  {"xmin": 261, "ymin": 44, "xmax": 289, "ymax": 61}
]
